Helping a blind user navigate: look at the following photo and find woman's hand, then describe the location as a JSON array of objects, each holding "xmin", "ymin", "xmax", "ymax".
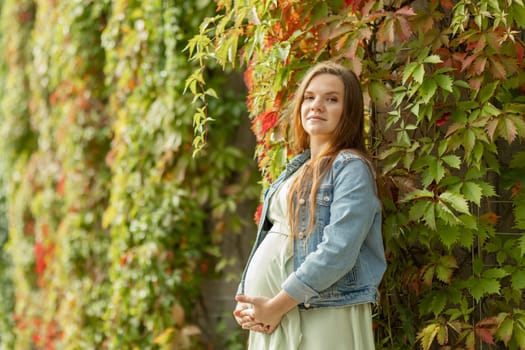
[
  {"xmin": 235, "ymin": 296, "xmax": 280, "ymax": 333},
  {"xmin": 235, "ymin": 291, "xmax": 299, "ymax": 334},
  {"xmin": 233, "ymin": 301, "xmax": 267, "ymax": 332}
]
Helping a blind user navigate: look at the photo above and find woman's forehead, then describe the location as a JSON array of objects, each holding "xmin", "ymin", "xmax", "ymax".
[{"xmin": 305, "ymin": 74, "xmax": 344, "ymax": 93}]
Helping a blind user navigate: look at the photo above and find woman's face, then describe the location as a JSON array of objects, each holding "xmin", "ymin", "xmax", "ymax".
[{"xmin": 300, "ymin": 73, "xmax": 345, "ymax": 144}]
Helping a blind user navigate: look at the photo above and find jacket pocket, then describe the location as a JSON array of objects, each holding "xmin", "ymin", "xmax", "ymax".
[{"xmin": 315, "ymin": 184, "xmax": 333, "ymax": 225}]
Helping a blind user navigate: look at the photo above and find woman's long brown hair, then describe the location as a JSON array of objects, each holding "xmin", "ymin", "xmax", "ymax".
[{"xmin": 286, "ymin": 61, "xmax": 370, "ymax": 237}]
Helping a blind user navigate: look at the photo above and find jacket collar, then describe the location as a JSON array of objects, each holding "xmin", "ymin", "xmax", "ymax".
[{"xmin": 285, "ymin": 149, "xmax": 311, "ymax": 175}]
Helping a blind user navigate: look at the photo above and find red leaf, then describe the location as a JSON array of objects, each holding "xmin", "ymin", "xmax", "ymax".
[
  {"xmin": 460, "ymin": 53, "xmax": 478, "ymax": 72},
  {"xmin": 56, "ymin": 175, "xmax": 66, "ymax": 196},
  {"xmin": 436, "ymin": 112, "xmax": 450, "ymax": 126},
  {"xmin": 395, "ymin": 16, "xmax": 413, "ymax": 42},
  {"xmin": 396, "ymin": 6, "xmax": 416, "ymax": 16},
  {"xmin": 440, "ymin": 0, "xmax": 453, "ymax": 9},
  {"xmin": 244, "ymin": 62, "xmax": 254, "ymax": 90},
  {"xmin": 254, "ymin": 203, "xmax": 262, "ymax": 224},
  {"xmin": 261, "ymin": 111, "xmax": 278, "ymax": 133},
  {"xmin": 475, "ymin": 327, "xmax": 496, "ymax": 345},
  {"xmin": 516, "ymin": 41, "xmax": 524, "ymax": 66},
  {"xmin": 345, "ymin": 0, "xmax": 365, "ymax": 12}
]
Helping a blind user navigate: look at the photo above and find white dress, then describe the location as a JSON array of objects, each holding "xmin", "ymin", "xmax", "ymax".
[{"xmin": 244, "ymin": 171, "xmax": 376, "ymax": 350}]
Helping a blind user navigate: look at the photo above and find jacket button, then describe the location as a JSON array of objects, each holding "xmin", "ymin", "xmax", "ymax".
[
  {"xmin": 298, "ymin": 231, "xmax": 304, "ymax": 239},
  {"xmin": 299, "ymin": 198, "xmax": 305, "ymax": 205}
]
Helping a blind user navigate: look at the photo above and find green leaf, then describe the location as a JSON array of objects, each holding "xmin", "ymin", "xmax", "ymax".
[
  {"xmin": 495, "ymin": 316, "xmax": 514, "ymax": 344},
  {"xmin": 436, "ymin": 256, "xmax": 458, "ymax": 283},
  {"xmin": 413, "ymin": 64, "xmax": 425, "ymax": 84},
  {"xmin": 519, "ymin": 235, "xmax": 525, "ymax": 256},
  {"xmin": 423, "ymin": 203, "xmax": 437, "ymax": 230},
  {"xmin": 439, "ymin": 192, "xmax": 470, "ymax": 214},
  {"xmin": 429, "ymin": 159, "xmax": 445, "ymax": 183},
  {"xmin": 441, "ymin": 155, "xmax": 461, "ymax": 169},
  {"xmin": 410, "ymin": 200, "xmax": 430, "ymax": 221},
  {"xmin": 478, "ymin": 181, "xmax": 497, "ymax": 197},
  {"xmin": 369, "ymin": 81, "xmax": 391, "ymax": 106},
  {"xmin": 511, "ymin": 269, "xmax": 525, "ymax": 289},
  {"xmin": 424, "ymin": 55, "xmax": 443, "ymax": 64},
  {"xmin": 510, "ymin": 151, "xmax": 525, "ymax": 169},
  {"xmin": 431, "ymin": 293, "xmax": 448, "ymax": 315},
  {"xmin": 478, "ymin": 81, "xmax": 499, "ymax": 104},
  {"xmin": 402, "ymin": 62, "xmax": 418, "ymax": 85},
  {"xmin": 483, "ymin": 267, "xmax": 509, "ymax": 279},
  {"xmin": 510, "ymin": 1, "xmax": 525, "ymax": 25},
  {"xmin": 462, "ymin": 181, "xmax": 483, "ymax": 206},
  {"xmin": 311, "ymin": 2, "xmax": 328, "ymax": 23},
  {"xmin": 420, "ymin": 79, "xmax": 437, "ymax": 103},
  {"xmin": 463, "ymin": 129, "xmax": 476, "ymax": 155},
  {"xmin": 204, "ymin": 88, "xmax": 218, "ymax": 99},
  {"xmin": 435, "ymin": 74, "xmax": 453, "ymax": 92},
  {"xmin": 439, "ymin": 225, "xmax": 460, "ymax": 248},
  {"xmin": 469, "ymin": 277, "xmax": 501, "ymax": 302}
]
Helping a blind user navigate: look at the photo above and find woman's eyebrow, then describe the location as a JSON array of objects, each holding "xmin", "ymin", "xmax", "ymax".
[{"xmin": 304, "ymin": 90, "xmax": 342, "ymax": 95}]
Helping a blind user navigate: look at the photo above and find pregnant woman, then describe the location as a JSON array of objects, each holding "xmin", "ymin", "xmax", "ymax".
[{"xmin": 233, "ymin": 61, "xmax": 387, "ymax": 350}]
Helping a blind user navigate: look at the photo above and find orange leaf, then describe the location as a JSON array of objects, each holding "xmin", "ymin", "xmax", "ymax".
[
  {"xmin": 460, "ymin": 53, "xmax": 478, "ymax": 72},
  {"xmin": 489, "ymin": 57, "xmax": 506, "ymax": 79},
  {"xmin": 468, "ymin": 75, "xmax": 484, "ymax": 91},
  {"xmin": 377, "ymin": 16, "xmax": 394, "ymax": 44},
  {"xmin": 172, "ymin": 303, "xmax": 185, "ymax": 327},
  {"xmin": 502, "ymin": 117, "xmax": 518, "ymax": 142},
  {"xmin": 472, "ymin": 57, "xmax": 487, "ymax": 75},
  {"xmin": 479, "ymin": 212, "xmax": 500, "ymax": 225}
]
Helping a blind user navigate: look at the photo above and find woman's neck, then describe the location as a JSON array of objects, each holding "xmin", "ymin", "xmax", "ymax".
[{"xmin": 309, "ymin": 139, "xmax": 331, "ymax": 160}]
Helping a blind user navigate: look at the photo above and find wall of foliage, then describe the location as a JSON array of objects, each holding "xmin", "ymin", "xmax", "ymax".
[
  {"xmin": 188, "ymin": 0, "xmax": 525, "ymax": 349},
  {"xmin": 0, "ymin": 0, "xmax": 257, "ymax": 349}
]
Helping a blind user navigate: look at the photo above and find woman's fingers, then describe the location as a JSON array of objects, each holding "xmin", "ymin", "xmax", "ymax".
[
  {"xmin": 241, "ymin": 320, "xmax": 263, "ymax": 329},
  {"xmin": 233, "ymin": 302, "xmax": 254, "ymax": 326}
]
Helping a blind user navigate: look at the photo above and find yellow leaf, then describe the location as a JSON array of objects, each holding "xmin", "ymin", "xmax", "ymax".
[
  {"xmin": 417, "ymin": 323, "xmax": 440, "ymax": 350},
  {"xmin": 154, "ymin": 328, "xmax": 175, "ymax": 344}
]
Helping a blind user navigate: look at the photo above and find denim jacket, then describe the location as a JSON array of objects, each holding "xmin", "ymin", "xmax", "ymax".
[{"xmin": 238, "ymin": 150, "xmax": 386, "ymax": 309}]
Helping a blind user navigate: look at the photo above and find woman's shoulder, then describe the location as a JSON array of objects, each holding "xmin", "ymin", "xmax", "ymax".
[
  {"xmin": 334, "ymin": 149, "xmax": 370, "ymax": 167},
  {"xmin": 333, "ymin": 149, "xmax": 376, "ymax": 180}
]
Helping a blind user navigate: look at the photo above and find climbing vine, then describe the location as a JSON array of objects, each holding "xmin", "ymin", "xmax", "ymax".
[
  {"xmin": 188, "ymin": 0, "xmax": 525, "ymax": 349},
  {"xmin": 0, "ymin": 0, "xmax": 257, "ymax": 349},
  {"xmin": 101, "ymin": 0, "xmax": 256, "ymax": 347}
]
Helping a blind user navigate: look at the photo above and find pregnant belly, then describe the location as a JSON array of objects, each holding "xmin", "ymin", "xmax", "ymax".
[{"xmin": 244, "ymin": 231, "xmax": 290, "ymax": 297}]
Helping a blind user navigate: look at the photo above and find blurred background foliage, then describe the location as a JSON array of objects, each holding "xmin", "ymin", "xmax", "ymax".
[
  {"xmin": 0, "ymin": 0, "xmax": 524, "ymax": 350},
  {"xmin": 0, "ymin": 0, "xmax": 258, "ymax": 349}
]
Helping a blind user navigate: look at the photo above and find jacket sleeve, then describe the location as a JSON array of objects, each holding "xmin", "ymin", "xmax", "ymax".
[{"xmin": 281, "ymin": 157, "xmax": 380, "ymax": 303}]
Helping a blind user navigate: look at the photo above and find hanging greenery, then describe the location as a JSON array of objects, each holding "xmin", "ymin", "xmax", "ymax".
[
  {"xmin": 0, "ymin": 0, "xmax": 257, "ymax": 349},
  {"xmin": 101, "ymin": 0, "xmax": 257, "ymax": 347},
  {"xmin": 188, "ymin": 0, "xmax": 525, "ymax": 349}
]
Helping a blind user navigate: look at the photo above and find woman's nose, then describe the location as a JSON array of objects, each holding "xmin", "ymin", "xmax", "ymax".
[{"xmin": 311, "ymin": 97, "xmax": 323, "ymax": 110}]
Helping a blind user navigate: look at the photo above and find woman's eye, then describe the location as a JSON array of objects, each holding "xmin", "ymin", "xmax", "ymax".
[
  {"xmin": 328, "ymin": 97, "xmax": 338, "ymax": 102},
  {"xmin": 304, "ymin": 95, "xmax": 314, "ymax": 100}
]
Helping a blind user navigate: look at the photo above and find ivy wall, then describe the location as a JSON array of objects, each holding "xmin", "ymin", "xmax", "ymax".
[
  {"xmin": 188, "ymin": 0, "xmax": 525, "ymax": 349},
  {"xmin": 1, "ymin": 0, "xmax": 525, "ymax": 349},
  {"xmin": 0, "ymin": 0, "xmax": 257, "ymax": 349}
]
